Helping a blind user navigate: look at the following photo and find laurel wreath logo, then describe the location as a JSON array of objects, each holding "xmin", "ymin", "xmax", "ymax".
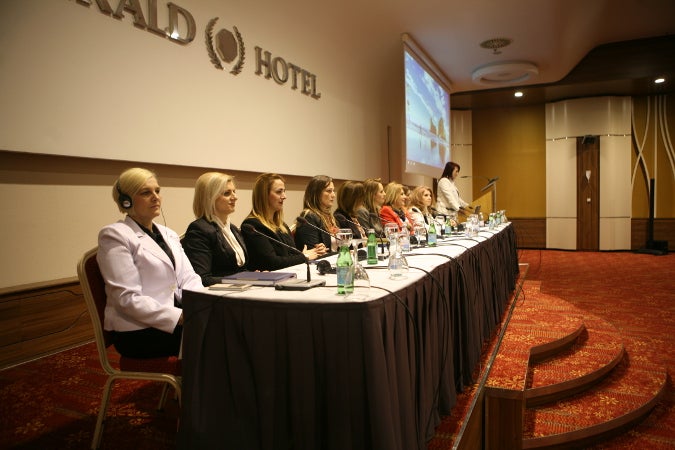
[{"xmin": 205, "ymin": 18, "xmax": 245, "ymax": 75}]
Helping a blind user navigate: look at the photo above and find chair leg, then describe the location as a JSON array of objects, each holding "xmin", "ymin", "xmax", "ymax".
[
  {"xmin": 157, "ymin": 383, "xmax": 170, "ymax": 411},
  {"xmin": 91, "ymin": 376, "xmax": 116, "ymax": 450}
]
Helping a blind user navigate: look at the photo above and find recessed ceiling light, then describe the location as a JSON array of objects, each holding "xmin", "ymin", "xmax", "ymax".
[
  {"xmin": 514, "ymin": 91, "xmax": 524, "ymax": 98},
  {"xmin": 471, "ymin": 61, "xmax": 539, "ymax": 85},
  {"xmin": 654, "ymin": 77, "xmax": 665, "ymax": 84}
]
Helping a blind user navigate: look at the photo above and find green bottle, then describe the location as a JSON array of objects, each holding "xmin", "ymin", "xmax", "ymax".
[
  {"xmin": 366, "ymin": 228, "xmax": 378, "ymax": 265},
  {"xmin": 427, "ymin": 219, "xmax": 437, "ymax": 246},
  {"xmin": 336, "ymin": 242, "xmax": 354, "ymax": 294}
]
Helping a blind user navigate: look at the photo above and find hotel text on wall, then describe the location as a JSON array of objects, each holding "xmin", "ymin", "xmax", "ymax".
[{"xmin": 73, "ymin": 0, "xmax": 322, "ymax": 100}]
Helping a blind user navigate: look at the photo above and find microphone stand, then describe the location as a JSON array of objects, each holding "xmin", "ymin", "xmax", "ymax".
[
  {"xmin": 295, "ymin": 215, "xmax": 340, "ymax": 253},
  {"xmin": 241, "ymin": 224, "xmax": 325, "ymax": 290},
  {"xmin": 460, "ymin": 175, "xmax": 499, "ymax": 213}
]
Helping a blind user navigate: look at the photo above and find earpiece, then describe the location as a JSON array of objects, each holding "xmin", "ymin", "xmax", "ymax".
[
  {"xmin": 316, "ymin": 260, "xmax": 336, "ymax": 275},
  {"xmin": 116, "ymin": 182, "xmax": 132, "ymax": 209}
]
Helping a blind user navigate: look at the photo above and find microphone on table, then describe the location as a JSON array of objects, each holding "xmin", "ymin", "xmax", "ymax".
[
  {"xmin": 333, "ymin": 213, "xmax": 372, "ymax": 256},
  {"xmin": 298, "ymin": 215, "xmax": 368, "ymax": 261},
  {"xmin": 296, "ymin": 215, "xmax": 336, "ymax": 240},
  {"xmin": 240, "ymin": 224, "xmax": 325, "ymax": 290}
]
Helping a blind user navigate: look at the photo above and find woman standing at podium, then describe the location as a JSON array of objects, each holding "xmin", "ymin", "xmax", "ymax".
[{"xmin": 436, "ymin": 161, "xmax": 471, "ymax": 216}]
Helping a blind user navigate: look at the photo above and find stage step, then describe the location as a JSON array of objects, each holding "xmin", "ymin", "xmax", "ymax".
[
  {"xmin": 485, "ymin": 284, "xmax": 668, "ymax": 449},
  {"xmin": 522, "ymin": 351, "xmax": 667, "ymax": 449},
  {"xmin": 525, "ymin": 314, "xmax": 625, "ymax": 406}
]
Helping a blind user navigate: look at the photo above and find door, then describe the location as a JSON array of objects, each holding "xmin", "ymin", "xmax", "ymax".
[{"xmin": 577, "ymin": 136, "xmax": 600, "ymax": 250}]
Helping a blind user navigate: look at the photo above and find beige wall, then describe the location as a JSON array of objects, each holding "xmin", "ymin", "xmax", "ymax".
[
  {"xmin": 470, "ymin": 94, "xmax": 675, "ymax": 224},
  {"xmin": 0, "ymin": 1, "xmax": 410, "ymax": 289},
  {"xmin": 471, "ymin": 104, "xmax": 547, "ymax": 217},
  {"xmin": 0, "ymin": 1, "xmax": 402, "ymax": 180}
]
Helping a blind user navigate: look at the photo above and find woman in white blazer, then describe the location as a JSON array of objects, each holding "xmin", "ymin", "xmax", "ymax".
[
  {"xmin": 97, "ymin": 168, "xmax": 203, "ymax": 358},
  {"xmin": 436, "ymin": 161, "xmax": 471, "ymax": 216}
]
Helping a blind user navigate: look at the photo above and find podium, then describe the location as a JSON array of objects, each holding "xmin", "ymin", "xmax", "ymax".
[{"xmin": 464, "ymin": 177, "xmax": 498, "ymax": 217}]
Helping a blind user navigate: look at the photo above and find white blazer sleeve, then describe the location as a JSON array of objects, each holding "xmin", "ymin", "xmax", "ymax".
[{"xmin": 97, "ymin": 219, "xmax": 195, "ymax": 333}]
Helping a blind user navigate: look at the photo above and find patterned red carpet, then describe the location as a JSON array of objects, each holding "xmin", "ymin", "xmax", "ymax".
[
  {"xmin": 1, "ymin": 250, "xmax": 673, "ymax": 449},
  {"xmin": 0, "ymin": 344, "xmax": 179, "ymax": 449},
  {"xmin": 428, "ymin": 249, "xmax": 675, "ymax": 449}
]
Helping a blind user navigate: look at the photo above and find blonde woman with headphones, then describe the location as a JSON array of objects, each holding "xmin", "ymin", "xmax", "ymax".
[{"xmin": 97, "ymin": 167, "xmax": 203, "ymax": 359}]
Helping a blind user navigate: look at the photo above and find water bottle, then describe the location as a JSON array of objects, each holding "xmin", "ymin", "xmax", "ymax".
[
  {"xmin": 444, "ymin": 216, "xmax": 452, "ymax": 235},
  {"xmin": 427, "ymin": 219, "xmax": 437, "ymax": 246},
  {"xmin": 400, "ymin": 232, "xmax": 410, "ymax": 252},
  {"xmin": 366, "ymin": 228, "xmax": 378, "ymax": 265},
  {"xmin": 336, "ymin": 243, "xmax": 354, "ymax": 295}
]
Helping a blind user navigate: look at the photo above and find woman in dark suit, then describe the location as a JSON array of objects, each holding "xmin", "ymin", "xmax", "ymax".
[
  {"xmin": 241, "ymin": 173, "xmax": 321, "ymax": 271},
  {"xmin": 334, "ymin": 180, "xmax": 366, "ymax": 239},
  {"xmin": 182, "ymin": 172, "xmax": 248, "ymax": 287},
  {"xmin": 294, "ymin": 175, "xmax": 336, "ymax": 253},
  {"xmin": 356, "ymin": 177, "xmax": 385, "ymax": 237}
]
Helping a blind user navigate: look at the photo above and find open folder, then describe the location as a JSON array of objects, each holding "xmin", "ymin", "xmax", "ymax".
[{"xmin": 220, "ymin": 271, "xmax": 297, "ymax": 286}]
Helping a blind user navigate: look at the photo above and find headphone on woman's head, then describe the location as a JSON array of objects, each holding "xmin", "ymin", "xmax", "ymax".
[{"xmin": 116, "ymin": 182, "xmax": 133, "ymax": 209}]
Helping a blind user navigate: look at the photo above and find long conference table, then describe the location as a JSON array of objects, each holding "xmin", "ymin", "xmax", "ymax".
[{"xmin": 177, "ymin": 224, "xmax": 519, "ymax": 450}]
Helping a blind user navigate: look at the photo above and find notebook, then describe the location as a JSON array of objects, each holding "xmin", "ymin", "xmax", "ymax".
[{"xmin": 221, "ymin": 271, "xmax": 297, "ymax": 286}]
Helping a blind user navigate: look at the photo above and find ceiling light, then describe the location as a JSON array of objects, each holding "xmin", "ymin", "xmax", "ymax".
[
  {"xmin": 479, "ymin": 38, "xmax": 512, "ymax": 55},
  {"xmin": 472, "ymin": 61, "xmax": 539, "ymax": 86},
  {"xmin": 654, "ymin": 77, "xmax": 665, "ymax": 84},
  {"xmin": 514, "ymin": 91, "xmax": 524, "ymax": 98}
]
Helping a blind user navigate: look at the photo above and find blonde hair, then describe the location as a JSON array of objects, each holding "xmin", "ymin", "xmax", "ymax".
[
  {"xmin": 362, "ymin": 178, "xmax": 383, "ymax": 214},
  {"xmin": 248, "ymin": 173, "xmax": 288, "ymax": 233},
  {"xmin": 410, "ymin": 185, "xmax": 435, "ymax": 214},
  {"xmin": 192, "ymin": 172, "xmax": 235, "ymax": 224},
  {"xmin": 383, "ymin": 181, "xmax": 404, "ymax": 207},
  {"xmin": 112, "ymin": 167, "xmax": 157, "ymax": 213}
]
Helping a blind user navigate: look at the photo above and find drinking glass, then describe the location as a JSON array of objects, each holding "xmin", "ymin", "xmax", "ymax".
[
  {"xmin": 336, "ymin": 228, "xmax": 353, "ymax": 247},
  {"xmin": 348, "ymin": 257, "xmax": 371, "ymax": 301},
  {"xmin": 384, "ymin": 223, "xmax": 398, "ymax": 240},
  {"xmin": 387, "ymin": 232, "xmax": 409, "ymax": 279},
  {"xmin": 413, "ymin": 224, "xmax": 427, "ymax": 247}
]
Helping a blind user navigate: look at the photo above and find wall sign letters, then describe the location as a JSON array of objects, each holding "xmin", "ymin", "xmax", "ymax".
[{"xmin": 73, "ymin": 0, "xmax": 321, "ymax": 100}]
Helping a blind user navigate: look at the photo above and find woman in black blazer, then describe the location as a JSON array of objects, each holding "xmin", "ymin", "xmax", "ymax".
[
  {"xmin": 182, "ymin": 172, "xmax": 248, "ymax": 286},
  {"xmin": 294, "ymin": 175, "xmax": 336, "ymax": 253},
  {"xmin": 241, "ymin": 173, "xmax": 322, "ymax": 271}
]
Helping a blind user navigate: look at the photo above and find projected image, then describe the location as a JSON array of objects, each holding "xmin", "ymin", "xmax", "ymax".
[{"xmin": 405, "ymin": 50, "xmax": 450, "ymax": 177}]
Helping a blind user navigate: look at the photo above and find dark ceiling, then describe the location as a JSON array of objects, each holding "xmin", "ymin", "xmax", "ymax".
[{"xmin": 451, "ymin": 35, "xmax": 675, "ymax": 110}]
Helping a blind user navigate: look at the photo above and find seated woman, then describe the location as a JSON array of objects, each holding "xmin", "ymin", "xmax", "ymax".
[
  {"xmin": 379, "ymin": 181, "xmax": 414, "ymax": 234},
  {"xmin": 409, "ymin": 185, "xmax": 436, "ymax": 227},
  {"xmin": 356, "ymin": 177, "xmax": 385, "ymax": 237},
  {"xmin": 333, "ymin": 180, "xmax": 366, "ymax": 240},
  {"xmin": 97, "ymin": 168, "xmax": 203, "ymax": 359},
  {"xmin": 294, "ymin": 175, "xmax": 336, "ymax": 253},
  {"xmin": 241, "ymin": 173, "xmax": 321, "ymax": 271},
  {"xmin": 182, "ymin": 172, "xmax": 248, "ymax": 287}
]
